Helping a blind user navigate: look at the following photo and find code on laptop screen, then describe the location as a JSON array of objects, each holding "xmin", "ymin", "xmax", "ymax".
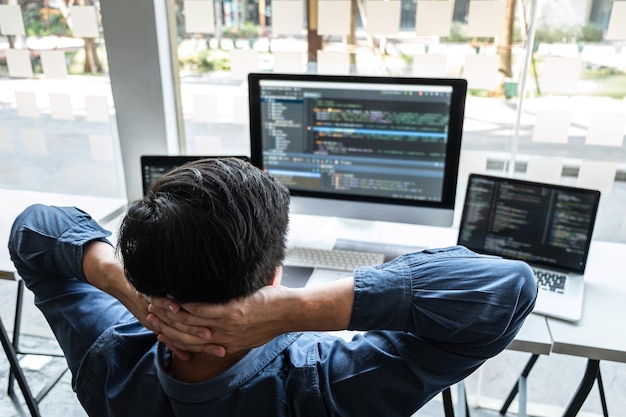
[{"xmin": 458, "ymin": 175, "xmax": 600, "ymax": 273}]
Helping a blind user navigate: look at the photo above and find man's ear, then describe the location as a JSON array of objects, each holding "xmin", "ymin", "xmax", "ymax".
[{"xmin": 270, "ymin": 266, "xmax": 283, "ymax": 286}]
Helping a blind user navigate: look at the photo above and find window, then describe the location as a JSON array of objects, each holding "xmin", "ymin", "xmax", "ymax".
[
  {"xmin": 0, "ymin": 1, "xmax": 123, "ymax": 198},
  {"xmin": 169, "ymin": 0, "xmax": 625, "ymax": 242}
]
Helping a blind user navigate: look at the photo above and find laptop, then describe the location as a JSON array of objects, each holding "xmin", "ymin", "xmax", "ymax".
[
  {"xmin": 140, "ymin": 155, "xmax": 249, "ymax": 196},
  {"xmin": 457, "ymin": 174, "xmax": 601, "ymax": 322}
]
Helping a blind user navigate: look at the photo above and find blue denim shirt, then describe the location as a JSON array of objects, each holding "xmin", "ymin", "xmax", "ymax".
[{"xmin": 9, "ymin": 205, "xmax": 537, "ymax": 417}]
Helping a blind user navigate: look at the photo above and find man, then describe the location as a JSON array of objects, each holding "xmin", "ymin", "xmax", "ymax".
[{"xmin": 9, "ymin": 158, "xmax": 537, "ymax": 417}]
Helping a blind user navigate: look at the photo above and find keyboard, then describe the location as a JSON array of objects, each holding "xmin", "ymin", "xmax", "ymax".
[
  {"xmin": 533, "ymin": 268, "xmax": 567, "ymax": 294},
  {"xmin": 285, "ymin": 247, "xmax": 385, "ymax": 271}
]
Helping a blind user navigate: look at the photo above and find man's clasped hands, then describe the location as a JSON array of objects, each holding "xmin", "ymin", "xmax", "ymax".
[{"xmin": 146, "ymin": 284, "xmax": 292, "ymax": 360}]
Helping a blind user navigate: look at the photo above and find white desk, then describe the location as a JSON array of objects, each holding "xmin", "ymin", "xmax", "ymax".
[
  {"xmin": 0, "ymin": 189, "xmax": 127, "ymax": 417},
  {"xmin": 547, "ymin": 241, "xmax": 626, "ymax": 417},
  {"xmin": 508, "ymin": 314, "xmax": 552, "ymax": 355}
]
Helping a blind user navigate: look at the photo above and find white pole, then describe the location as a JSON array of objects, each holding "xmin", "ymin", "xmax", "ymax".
[{"xmin": 508, "ymin": 0, "xmax": 539, "ymax": 177}]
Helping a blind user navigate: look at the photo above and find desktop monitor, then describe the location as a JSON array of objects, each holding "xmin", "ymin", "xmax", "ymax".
[{"xmin": 248, "ymin": 73, "xmax": 467, "ymax": 227}]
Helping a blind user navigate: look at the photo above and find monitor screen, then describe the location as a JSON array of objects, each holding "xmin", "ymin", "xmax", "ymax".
[{"xmin": 248, "ymin": 73, "xmax": 467, "ymax": 227}]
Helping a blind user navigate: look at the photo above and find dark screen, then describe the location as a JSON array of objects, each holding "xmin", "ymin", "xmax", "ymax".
[
  {"xmin": 140, "ymin": 156, "xmax": 249, "ymax": 196},
  {"xmin": 458, "ymin": 175, "xmax": 600, "ymax": 273}
]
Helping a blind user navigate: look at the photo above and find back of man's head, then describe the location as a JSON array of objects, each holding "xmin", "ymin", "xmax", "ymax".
[{"xmin": 117, "ymin": 158, "xmax": 290, "ymax": 303}]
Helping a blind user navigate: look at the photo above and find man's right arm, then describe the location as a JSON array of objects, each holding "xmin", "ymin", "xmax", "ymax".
[{"xmin": 350, "ymin": 246, "xmax": 537, "ymax": 359}]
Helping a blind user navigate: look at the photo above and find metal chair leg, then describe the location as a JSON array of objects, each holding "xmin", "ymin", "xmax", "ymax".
[
  {"xmin": 596, "ymin": 367, "xmax": 609, "ymax": 417},
  {"xmin": 8, "ymin": 279, "xmax": 25, "ymax": 395},
  {"xmin": 443, "ymin": 387, "xmax": 455, "ymax": 417},
  {"xmin": 5, "ymin": 278, "xmax": 68, "ymax": 416},
  {"xmin": 1, "ymin": 319, "xmax": 42, "ymax": 417},
  {"xmin": 441, "ymin": 383, "xmax": 471, "ymax": 417}
]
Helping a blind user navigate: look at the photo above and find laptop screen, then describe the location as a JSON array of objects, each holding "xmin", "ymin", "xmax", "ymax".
[
  {"xmin": 140, "ymin": 155, "xmax": 249, "ymax": 196},
  {"xmin": 457, "ymin": 174, "xmax": 600, "ymax": 274}
]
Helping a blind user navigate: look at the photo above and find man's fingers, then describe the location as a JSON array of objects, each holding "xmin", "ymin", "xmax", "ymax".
[
  {"xmin": 156, "ymin": 333, "xmax": 226, "ymax": 358},
  {"xmin": 150, "ymin": 303, "xmax": 223, "ymax": 328},
  {"xmin": 180, "ymin": 302, "xmax": 228, "ymax": 319},
  {"xmin": 201, "ymin": 344, "xmax": 227, "ymax": 358},
  {"xmin": 149, "ymin": 296, "xmax": 181, "ymax": 313},
  {"xmin": 156, "ymin": 332, "xmax": 205, "ymax": 353},
  {"xmin": 147, "ymin": 313, "xmax": 211, "ymax": 343},
  {"xmin": 149, "ymin": 296, "xmax": 225, "ymax": 324},
  {"xmin": 149, "ymin": 303, "xmax": 214, "ymax": 329}
]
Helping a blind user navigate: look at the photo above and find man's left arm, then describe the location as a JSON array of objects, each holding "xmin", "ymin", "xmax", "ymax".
[
  {"xmin": 82, "ymin": 240, "xmax": 153, "ymax": 330},
  {"xmin": 9, "ymin": 204, "xmax": 153, "ymax": 331}
]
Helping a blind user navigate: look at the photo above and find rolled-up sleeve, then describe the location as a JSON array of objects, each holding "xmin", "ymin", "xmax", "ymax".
[
  {"xmin": 348, "ymin": 246, "xmax": 537, "ymax": 358},
  {"xmin": 8, "ymin": 204, "xmax": 112, "ymax": 283}
]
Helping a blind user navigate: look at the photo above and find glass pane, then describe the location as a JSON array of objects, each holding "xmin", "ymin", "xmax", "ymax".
[
  {"xmin": 513, "ymin": 0, "xmax": 626, "ymax": 243},
  {"xmin": 0, "ymin": 1, "xmax": 124, "ymax": 198},
  {"xmin": 172, "ymin": 0, "xmax": 625, "ymax": 242}
]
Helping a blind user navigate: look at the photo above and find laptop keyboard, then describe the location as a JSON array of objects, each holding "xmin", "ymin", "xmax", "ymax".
[
  {"xmin": 533, "ymin": 268, "xmax": 567, "ymax": 294},
  {"xmin": 285, "ymin": 247, "xmax": 385, "ymax": 271}
]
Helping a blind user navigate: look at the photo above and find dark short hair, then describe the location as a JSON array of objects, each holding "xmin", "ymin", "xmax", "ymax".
[{"xmin": 117, "ymin": 158, "xmax": 290, "ymax": 303}]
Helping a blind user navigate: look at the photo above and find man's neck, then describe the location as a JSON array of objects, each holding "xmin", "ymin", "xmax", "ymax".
[{"xmin": 170, "ymin": 350, "xmax": 249, "ymax": 383}]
